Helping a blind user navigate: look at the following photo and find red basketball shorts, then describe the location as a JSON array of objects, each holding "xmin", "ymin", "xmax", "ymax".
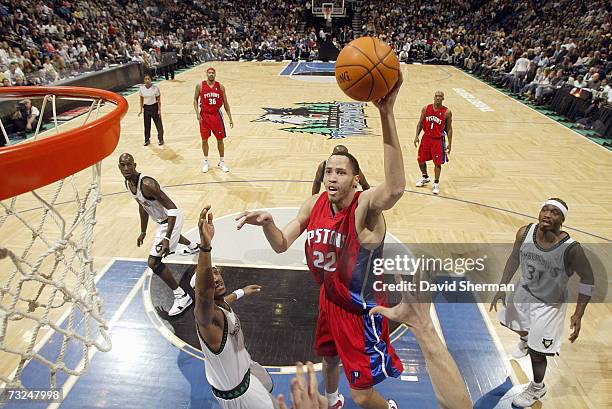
[
  {"xmin": 200, "ymin": 111, "xmax": 226, "ymax": 140},
  {"xmin": 417, "ymin": 136, "xmax": 447, "ymax": 165},
  {"xmin": 314, "ymin": 286, "xmax": 404, "ymax": 389}
]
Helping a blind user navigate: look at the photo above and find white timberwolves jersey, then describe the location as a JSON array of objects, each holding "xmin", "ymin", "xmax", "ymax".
[
  {"xmin": 129, "ymin": 174, "xmax": 171, "ymax": 223},
  {"xmin": 197, "ymin": 305, "xmax": 251, "ymax": 391},
  {"xmin": 518, "ymin": 223, "xmax": 576, "ymax": 304}
]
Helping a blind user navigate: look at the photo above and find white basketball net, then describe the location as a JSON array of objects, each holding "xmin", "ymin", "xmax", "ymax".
[
  {"xmin": 0, "ymin": 93, "xmax": 112, "ymax": 391},
  {"xmin": 323, "ymin": 5, "xmax": 333, "ymax": 21}
]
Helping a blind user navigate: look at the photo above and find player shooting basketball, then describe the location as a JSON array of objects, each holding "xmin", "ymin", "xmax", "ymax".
[{"xmin": 236, "ymin": 70, "xmax": 411, "ymax": 409}]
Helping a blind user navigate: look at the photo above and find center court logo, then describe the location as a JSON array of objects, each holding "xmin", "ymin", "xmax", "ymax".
[{"xmin": 252, "ymin": 102, "xmax": 369, "ymax": 139}]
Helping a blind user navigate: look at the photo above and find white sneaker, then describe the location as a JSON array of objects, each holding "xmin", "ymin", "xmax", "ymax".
[
  {"xmin": 190, "ymin": 273, "xmax": 196, "ymax": 288},
  {"xmin": 328, "ymin": 394, "xmax": 344, "ymax": 409},
  {"xmin": 202, "ymin": 161, "xmax": 209, "ymax": 173},
  {"xmin": 432, "ymin": 183, "xmax": 440, "ymax": 195},
  {"xmin": 512, "ymin": 339, "xmax": 529, "ymax": 359},
  {"xmin": 512, "ymin": 382, "xmax": 547, "ymax": 407},
  {"xmin": 388, "ymin": 400, "xmax": 399, "ymax": 409},
  {"xmin": 415, "ymin": 176, "xmax": 430, "ymax": 187},
  {"xmin": 168, "ymin": 292, "xmax": 192, "ymax": 316},
  {"xmin": 180, "ymin": 244, "xmax": 200, "ymax": 255},
  {"xmin": 218, "ymin": 162, "xmax": 229, "ymax": 173}
]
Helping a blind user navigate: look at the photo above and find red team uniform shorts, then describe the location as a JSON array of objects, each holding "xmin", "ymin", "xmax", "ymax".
[
  {"xmin": 200, "ymin": 111, "xmax": 226, "ymax": 140},
  {"xmin": 314, "ymin": 286, "xmax": 404, "ymax": 389},
  {"xmin": 418, "ymin": 135, "xmax": 447, "ymax": 165}
]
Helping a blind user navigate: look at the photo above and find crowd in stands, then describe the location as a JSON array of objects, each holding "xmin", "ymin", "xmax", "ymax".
[
  {"xmin": 361, "ymin": 0, "xmax": 611, "ymax": 108},
  {"xmin": 2, "ymin": 0, "xmax": 610, "ymax": 117},
  {"xmin": 0, "ymin": 0, "xmax": 319, "ymax": 86}
]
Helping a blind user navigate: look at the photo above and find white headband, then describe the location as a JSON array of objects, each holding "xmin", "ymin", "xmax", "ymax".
[{"xmin": 542, "ymin": 199, "xmax": 568, "ymax": 219}]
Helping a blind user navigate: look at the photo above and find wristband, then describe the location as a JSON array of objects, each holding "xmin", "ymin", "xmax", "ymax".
[
  {"xmin": 233, "ymin": 289, "xmax": 245, "ymax": 300},
  {"xmin": 199, "ymin": 245, "xmax": 212, "ymax": 252},
  {"xmin": 577, "ymin": 282, "xmax": 594, "ymax": 296},
  {"xmin": 167, "ymin": 208, "xmax": 180, "ymax": 217}
]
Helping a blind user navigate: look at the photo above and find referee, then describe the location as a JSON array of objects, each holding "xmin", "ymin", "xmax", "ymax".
[{"xmin": 139, "ymin": 74, "xmax": 164, "ymax": 146}]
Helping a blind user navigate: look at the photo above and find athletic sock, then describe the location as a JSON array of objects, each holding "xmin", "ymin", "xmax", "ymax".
[
  {"xmin": 203, "ymin": 156, "xmax": 209, "ymax": 162},
  {"xmin": 434, "ymin": 179, "xmax": 439, "ymax": 183},
  {"xmin": 326, "ymin": 391, "xmax": 339, "ymax": 406},
  {"xmin": 219, "ymin": 156, "xmax": 225, "ymax": 163},
  {"xmin": 422, "ymin": 174, "xmax": 429, "ymax": 178},
  {"xmin": 532, "ymin": 381, "xmax": 544, "ymax": 389},
  {"xmin": 188, "ymin": 242, "xmax": 198, "ymax": 250},
  {"xmin": 173, "ymin": 286, "xmax": 185, "ymax": 297}
]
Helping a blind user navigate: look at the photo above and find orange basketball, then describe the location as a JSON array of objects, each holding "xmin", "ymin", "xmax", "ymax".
[{"xmin": 335, "ymin": 36, "xmax": 400, "ymax": 102}]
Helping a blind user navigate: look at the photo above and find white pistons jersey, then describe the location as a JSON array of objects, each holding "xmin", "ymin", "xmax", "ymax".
[
  {"xmin": 130, "ymin": 174, "xmax": 170, "ymax": 224},
  {"xmin": 517, "ymin": 223, "xmax": 576, "ymax": 304},
  {"xmin": 197, "ymin": 305, "xmax": 251, "ymax": 391}
]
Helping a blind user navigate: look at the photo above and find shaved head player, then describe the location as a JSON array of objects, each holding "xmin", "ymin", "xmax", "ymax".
[{"xmin": 236, "ymin": 72, "xmax": 406, "ymax": 409}]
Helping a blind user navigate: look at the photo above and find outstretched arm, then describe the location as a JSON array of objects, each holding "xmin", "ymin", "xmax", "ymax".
[
  {"xmin": 194, "ymin": 206, "xmax": 216, "ymax": 327},
  {"xmin": 359, "ymin": 71, "xmax": 406, "ymax": 211},
  {"xmin": 236, "ymin": 194, "xmax": 317, "ymax": 253}
]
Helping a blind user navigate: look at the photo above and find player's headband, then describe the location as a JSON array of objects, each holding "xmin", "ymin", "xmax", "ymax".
[
  {"xmin": 207, "ymin": 67, "xmax": 216, "ymax": 73},
  {"xmin": 542, "ymin": 199, "xmax": 568, "ymax": 219}
]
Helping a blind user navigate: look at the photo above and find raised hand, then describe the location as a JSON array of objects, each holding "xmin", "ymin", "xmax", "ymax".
[
  {"xmin": 235, "ymin": 210, "xmax": 273, "ymax": 230},
  {"xmin": 198, "ymin": 205, "xmax": 215, "ymax": 246}
]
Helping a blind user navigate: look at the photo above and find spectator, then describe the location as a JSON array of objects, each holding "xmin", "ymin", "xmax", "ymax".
[{"xmin": 11, "ymin": 99, "xmax": 40, "ymax": 135}]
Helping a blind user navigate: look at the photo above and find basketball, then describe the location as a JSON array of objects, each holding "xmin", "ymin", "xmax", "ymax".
[{"xmin": 335, "ymin": 36, "xmax": 400, "ymax": 102}]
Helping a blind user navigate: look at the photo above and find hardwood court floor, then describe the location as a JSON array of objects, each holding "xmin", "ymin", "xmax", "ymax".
[{"xmin": 1, "ymin": 62, "xmax": 611, "ymax": 408}]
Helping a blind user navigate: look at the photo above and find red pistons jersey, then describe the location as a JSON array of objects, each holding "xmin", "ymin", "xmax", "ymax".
[
  {"xmin": 422, "ymin": 104, "xmax": 447, "ymax": 139},
  {"xmin": 200, "ymin": 81, "xmax": 223, "ymax": 114},
  {"xmin": 305, "ymin": 191, "xmax": 385, "ymax": 313}
]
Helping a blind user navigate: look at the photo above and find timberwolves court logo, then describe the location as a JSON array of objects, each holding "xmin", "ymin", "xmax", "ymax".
[{"xmin": 253, "ymin": 102, "xmax": 369, "ymax": 139}]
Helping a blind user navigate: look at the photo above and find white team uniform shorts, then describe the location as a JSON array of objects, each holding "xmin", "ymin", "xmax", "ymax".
[
  {"xmin": 498, "ymin": 285, "xmax": 567, "ymax": 355},
  {"xmin": 215, "ymin": 371, "xmax": 276, "ymax": 409},
  {"xmin": 149, "ymin": 211, "xmax": 183, "ymax": 257}
]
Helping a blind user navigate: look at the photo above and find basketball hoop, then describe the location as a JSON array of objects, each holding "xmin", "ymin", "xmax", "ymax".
[
  {"xmin": 0, "ymin": 86, "xmax": 127, "ymax": 390},
  {"xmin": 323, "ymin": 3, "xmax": 333, "ymax": 22}
]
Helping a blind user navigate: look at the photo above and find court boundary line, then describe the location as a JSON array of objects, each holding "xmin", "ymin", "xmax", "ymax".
[{"xmin": 453, "ymin": 66, "xmax": 611, "ymax": 153}]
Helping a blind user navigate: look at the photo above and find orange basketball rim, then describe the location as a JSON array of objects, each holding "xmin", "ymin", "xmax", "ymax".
[{"xmin": 0, "ymin": 86, "xmax": 128, "ymax": 200}]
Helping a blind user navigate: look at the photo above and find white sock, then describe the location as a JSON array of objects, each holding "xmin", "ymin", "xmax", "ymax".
[
  {"xmin": 188, "ymin": 242, "xmax": 198, "ymax": 250},
  {"xmin": 173, "ymin": 286, "xmax": 185, "ymax": 296},
  {"xmin": 219, "ymin": 157, "xmax": 225, "ymax": 164},
  {"xmin": 532, "ymin": 381, "xmax": 544, "ymax": 389},
  {"xmin": 203, "ymin": 156, "xmax": 208, "ymax": 162},
  {"xmin": 326, "ymin": 391, "xmax": 338, "ymax": 405}
]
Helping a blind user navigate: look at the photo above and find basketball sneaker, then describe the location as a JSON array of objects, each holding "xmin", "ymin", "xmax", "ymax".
[
  {"xmin": 168, "ymin": 291, "xmax": 192, "ymax": 316},
  {"xmin": 218, "ymin": 162, "xmax": 229, "ymax": 173},
  {"xmin": 415, "ymin": 176, "xmax": 430, "ymax": 187},
  {"xmin": 512, "ymin": 338, "xmax": 529, "ymax": 359},
  {"xmin": 432, "ymin": 183, "xmax": 440, "ymax": 195},
  {"xmin": 328, "ymin": 394, "xmax": 344, "ymax": 409},
  {"xmin": 180, "ymin": 243, "xmax": 200, "ymax": 255},
  {"xmin": 202, "ymin": 161, "xmax": 209, "ymax": 173},
  {"xmin": 512, "ymin": 382, "xmax": 547, "ymax": 407},
  {"xmin": 388, "ymin": 399, "xmax": 399, "ymax": 409}
]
